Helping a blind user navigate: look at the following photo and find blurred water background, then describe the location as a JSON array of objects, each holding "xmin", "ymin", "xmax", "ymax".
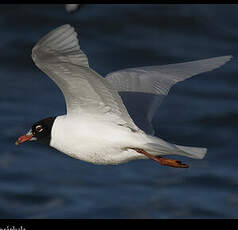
[{"xmin": 0, "ymin": 4, "xmax": 238, "ymax": 218}]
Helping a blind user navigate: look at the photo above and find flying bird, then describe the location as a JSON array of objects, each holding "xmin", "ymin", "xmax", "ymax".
[{"xmin": 15, "ymin": 25, "xmax": 231, "ymax": 168}]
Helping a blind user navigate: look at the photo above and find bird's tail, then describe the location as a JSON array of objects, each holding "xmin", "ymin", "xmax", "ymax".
[{"xmin": 143, "ymin": 136, "xmax": 207, "ymax": 159}]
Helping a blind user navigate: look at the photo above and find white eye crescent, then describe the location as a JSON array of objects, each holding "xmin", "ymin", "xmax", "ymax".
[{"xmin": 35, "ymin": 125, "xmax": 43, "ymax": 133}]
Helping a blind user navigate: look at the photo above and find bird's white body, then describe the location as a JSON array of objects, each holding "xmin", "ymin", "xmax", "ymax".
[
  {"xmin": 51, "ymin": 114, "xmax": 208, "ymax": 164},
  {"xmin": 51, "ymin": 115, "xmax": 149, "ymax": 164}
]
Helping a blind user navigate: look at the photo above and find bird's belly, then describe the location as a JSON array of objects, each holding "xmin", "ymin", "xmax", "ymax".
[
  {"xmin": 52, "ymin": 136, "xmax": 144, "ymax": 164},
  {"xmin": 50, "ymin": 116, "xmax": 146, "ymax": 164}
]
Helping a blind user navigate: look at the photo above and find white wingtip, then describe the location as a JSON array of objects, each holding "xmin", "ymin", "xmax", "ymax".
[
  {"xmin": 35, "ymin": 24, "xmax": 78, "ymax": 51},
  {"xmin": 209, "ymin": 55, "xmax": 233, "ymax": 66},
  {"xmin": 175, "ymin": 145, "xmax": 207, "ymax": 159},
  {"xmin": 32, "ymin": 24, "xmax": 89, "ymax": 68}
]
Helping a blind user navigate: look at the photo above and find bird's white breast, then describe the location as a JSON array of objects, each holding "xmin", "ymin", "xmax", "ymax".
[{"xmin": 50, "ymin": 115, "xmax": 148, "ymax": 164}]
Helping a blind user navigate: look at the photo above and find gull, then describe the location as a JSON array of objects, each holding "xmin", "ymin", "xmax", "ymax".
[{"xmin": 15, "ymin": 25, "xmax": 231, "ymax": 168}]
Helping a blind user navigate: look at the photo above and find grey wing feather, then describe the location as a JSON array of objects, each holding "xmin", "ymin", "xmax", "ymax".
[
  {"xmin": 106, "ymin": 56, "xmax": 232, "ymax": 134},
  {"xmin": 32, "ymin": 24, "xmax": 139, "ymax": 131},
  {"xmin": 32, "ymin": 24, "xmax": 89, "ymax": 68}
]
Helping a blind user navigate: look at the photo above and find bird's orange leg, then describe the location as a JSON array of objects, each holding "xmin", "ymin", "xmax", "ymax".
[{"xmin": 131, "ymin": 148, "xmax": 189, "ymax": 168}]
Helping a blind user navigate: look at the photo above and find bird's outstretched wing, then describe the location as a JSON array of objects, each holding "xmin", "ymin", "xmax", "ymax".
[
  {"xmin": 32, "ymin": 24, "xmax": 139, "ymax": 131},
  {"xmin": 106, "ymin": 56, "xmax": 232, "ymax": 134}
]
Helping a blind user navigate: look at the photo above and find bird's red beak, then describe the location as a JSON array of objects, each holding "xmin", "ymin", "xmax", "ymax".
[{"xmin": 15, "ymin": 133, "xmax": 33, "ymax": 145}]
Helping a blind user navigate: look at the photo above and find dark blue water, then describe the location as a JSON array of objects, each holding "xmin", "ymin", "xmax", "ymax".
[{"xmin": 0, "ymin": 4, "xmax": 238, "ymax": 218}]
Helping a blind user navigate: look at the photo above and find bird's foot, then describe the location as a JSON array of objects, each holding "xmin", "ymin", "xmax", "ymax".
[
  {"xmin": 131, "ymin": 148, "xmax": 189, "ymax": 168},
  {"xmin": 155, "ymin": 157, "xmax": 189, "ymax": 168}
]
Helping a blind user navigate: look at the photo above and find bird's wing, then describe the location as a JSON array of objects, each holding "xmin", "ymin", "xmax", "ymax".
[
  {"xmin": 32, "ymin": 24, "xmax": 139, "ymax": 131},
  {"xmin": 106, "ymin": 56, "xmax": 232, "ymax": 134}
]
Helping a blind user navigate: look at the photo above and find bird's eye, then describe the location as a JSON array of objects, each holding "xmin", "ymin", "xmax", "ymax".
[{"xmin": 35, "ymin": 125, "xmax": 43, "ymax": 133}]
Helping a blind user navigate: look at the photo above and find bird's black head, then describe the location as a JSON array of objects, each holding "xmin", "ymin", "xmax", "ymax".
[
  {"xmin": 16, "ymin": 117, "xmax": 56, "ymax": 146},
  {"xmin": 31, "ymin": 117, "xmax": 56, "ymax": 144}
]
